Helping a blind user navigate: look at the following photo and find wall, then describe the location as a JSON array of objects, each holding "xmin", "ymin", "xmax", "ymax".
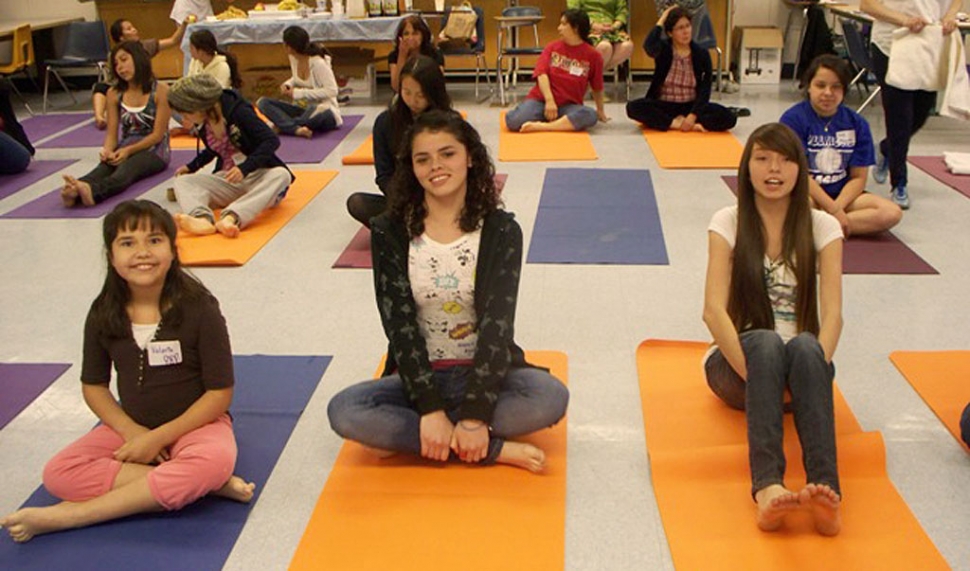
[{"xmin": 1, "ymin": 0, "xmax": 98, "ymax": 21}]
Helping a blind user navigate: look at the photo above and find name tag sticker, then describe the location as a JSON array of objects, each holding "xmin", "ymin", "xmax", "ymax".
[
  {"xmin": 569, "ymin": 64, "xmax": 583, "ymax": 76},
  {"xmin": 148, "ymin": 340, "xmax": 183, "ymax": 366}
]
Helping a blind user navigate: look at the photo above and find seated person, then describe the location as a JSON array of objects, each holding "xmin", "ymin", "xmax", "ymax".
[
  {"xmin": 256, "ymin": 26, "xmax": 342, "ymax": 139},
  {"xmin": 328, "ymin": 111, "xmax": 569, "ymax": 472},
  {"xmin": 505, "ymin": 9, "xmax": 608, "ymax": 133},
  {"xmin": 63, "ymin": 42, "xmax": 170, "ymax": 208},
  {"xmin": 389, "ymin": 15, "xmax": 444, "ymax": 93},
  {"xmin": 0, "ymin": 85, "xmax": 34, "ymax": 175},
  {"xmin": 93, "ymin": 18, "xmax": 190, "ymax": 130},
  {"xmin": 781, "ymin": 55, "xmax": 902, "ymax": 237},
  {"xmin": 346, "ymin": 55, "xmax": 454, "ymax": 228},
  {"xmin": 626, "ymin": 5, "xmax": 736, "ymax": 132},
  {"xmin": 567, "ymin": 0, "xmax": 634, "ymax": 74},
  {"xmin": 169, "ymin": 74, "xmax": 293, "ymax": 239}
]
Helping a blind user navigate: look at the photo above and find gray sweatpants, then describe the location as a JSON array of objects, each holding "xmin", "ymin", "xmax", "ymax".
[{"xmin": 174, "ymin": 167, "xmax": 290, "ymax": 228}]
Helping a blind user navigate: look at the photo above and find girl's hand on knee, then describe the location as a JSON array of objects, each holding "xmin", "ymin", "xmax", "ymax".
[
  {"xmin": 420, "ymin": 410, "xmax": 454, "ymax": 462},
  {"xmin": 544, "ymin": 102, "xmax": 558, "ymax": 122},
  {"xmin": 223, "ymin": 167, "xmax": 244, "ymax": 184},
  {"xmin": 115, "ymin": 429, "xmax": 168, "ymax": 465},
  {"xmin": 451, "ymin": 420, "xmax": 489, "ymax": 463}
]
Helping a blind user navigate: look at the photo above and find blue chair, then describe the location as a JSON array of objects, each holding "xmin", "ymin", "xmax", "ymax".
[
  {"xmin": 439, "ymin": 5, "xmax": 489, "ymax": 99},
  {"xmin": 496, "ymin": 6, "xmax": 544, "ymax": 106},
  {"xmin": 840, "ymin": 18, "xmax": 881, "ymax": 113},
  {"xmin": 43, "ymin": 21, "xmax": 111, "ymax": 113}
]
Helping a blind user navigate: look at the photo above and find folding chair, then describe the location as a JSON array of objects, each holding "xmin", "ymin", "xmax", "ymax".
[
  {"xmin": 439, "ymin": 6, "xmax": 489, "ymax": 99},
  {"xmin": 43, "ymin": 21, "xmax": 111, "ymax": 113},
  {"xmin": 496, "ymin": 6, "xmax": 544, "ymax": 106},
  {"xmin": 840, "ymin": 18, "xmax": 881, "ymax": 113},
  {"xmin": 0, "ymin": 25, "xmax": 36, "ymax": 115}
]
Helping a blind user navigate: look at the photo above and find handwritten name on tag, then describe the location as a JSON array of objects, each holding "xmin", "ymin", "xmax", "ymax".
[{"xmin": 147, "ymin": 340, "xmax": 183, "ymax": 367}]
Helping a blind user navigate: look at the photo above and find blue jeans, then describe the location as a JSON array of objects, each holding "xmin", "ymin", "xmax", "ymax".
[
  {"xmin": 328, "ymin": 366, "xmax": 569, "ymax": 464},
  {"xmin": 0, "ymin": 131, "xmax": 31, "ymax": 175},
  {"xmin": 256, "ymin": 97, "xmax": 338, "ymax": 135},
  {"xmin": 504, "ymin": 98, "xmax": 598, "ymax": 131},
  {"xmin": 705, "ymin": 330, "xmax": 840, "ymax": 498}
]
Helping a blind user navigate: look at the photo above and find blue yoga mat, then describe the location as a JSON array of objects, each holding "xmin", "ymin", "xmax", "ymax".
[
  {"xmin": 527, "ymin": 168, "xmax": 669, "ymax": 265},
  {"xmin": 0, "ymin": 354, "xmax": 330, "ymax": 571}
]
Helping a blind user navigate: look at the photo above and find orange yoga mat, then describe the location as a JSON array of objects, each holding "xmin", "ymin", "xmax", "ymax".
[
  {"xmin": 341, "ymin": 135, "xmax": 374, "ymax": 165},
  {"xmin": 642, "ymin": 129, "xmax": 743, "ymax": 169},
  {"xmin": 176, "ymin": 170, "xmax": 336, "ymax": 266},
  {"xmin": 636, "ymin": 339, "xmax": 948, "ymax": 570},
  {"xmin": 890, "ymin": 350, "xmax": 970, "ymax": 448},
  {"xmin": 289, "ymin": 351, "xmax": 568, "ymax": 571},
  {"xmin": 498, "ymin": 111, "xmax": 597, "ymax": 162}
]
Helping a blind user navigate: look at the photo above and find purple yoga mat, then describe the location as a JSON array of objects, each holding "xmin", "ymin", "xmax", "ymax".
[
  {"xmin": 21, "ymin": 114, "xmax": 91, "ymax": 143},
  {"xmin": 2, "ymin": 150, "xmax": 196, "ymax": 219},
  {"xmin": 274, "ymin": 114, "xmax": 363, "ymax": 164},
  {"xmin": 908, "ymin": 156, "xmax": 970, "ymax": 200},
  {"xmin": 720, "ymin": 175, "xmax": 937, "ymax": 274},
  {"xmin": 38, "ymin": 122, "xmax": 108, "ymax": 149},
  {"xmin": 0, "ymin": 160, "xmax": 78, "ymax": 201},
  {"xmin": 0, "ymin": 363, "xmax": 71, "ymax": 430}
]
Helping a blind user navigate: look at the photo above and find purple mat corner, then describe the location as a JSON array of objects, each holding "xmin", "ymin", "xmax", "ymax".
[
  {"xmin": 0, "ymin": 363, "xmax": 71, "ymax": 430},
  {"xmin": 333, "ymin": 226, "xmax": 372, "ymax": 268},
  {"xmin": 908, "ymin": 156, "xmax": 970, "ymax": 200},
  {"xmin": 22, "ymin": 114, "xmax": 92, "ymax": 143},
  {"xmin": 720, "ymin": 175, "xmax": 936, "ymax": 274},
  {"xmin": 2, "ymin": 150, "xmax": 196, "ymax": 219},
  {"xmin": 276, "ymin": 114, "xmax": 363, "ymax": 164},
  {"xmin": 527, "ymin": 168, "xmax": 668, "ymax": 265},
  {"xmin": 0, "ymin": 160, "xmax": 79, "ymax": 201}
]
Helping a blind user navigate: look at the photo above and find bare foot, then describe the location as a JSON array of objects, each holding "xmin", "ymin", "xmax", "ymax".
[
  {"xmin": 215, "ymin": 213, "xmax": 240, "ymax": 238},
  {"xmin": 61, "ymin": 175, "xmax": 79, "ymax": 207},
  {"xmin": 213, "ymin": 475, "xmax": 256, "ymax": 503},
  {"xmin": 361, "ymin": 445, "xmax": 398, "ymax": 459},
  {"xmin": 519, "ymin": 121, "xmax": 544, "ymax": 133},
  {"xmin": 670, "ymin": 116, "xmax": 685, "ymax": 130},
  {"xmin": 175, "ymin": 213, "xmax": 216, "ymax": 235},
  {"xmin": 800, "ymin": 483, "xmax": 841, "ymax": 536},
  {"xmin": 496, "ymin": 441, "xmax": 545, "ymax": 473},
  {"xmin": 294, "ymin": 126, "xmax": 313, "ymax": 139},
  {"xmin": 1, "ymin": 504, "xmax": 78, "ymax": 543},
  {"xmin": 74, "ymin": 180, "xmax": 96, "ymax": 206},
  {"xmin": 755, "ymin": 484, "xmax": 800, "ymax": 532},
  {"xmin": 692, "ymin": 123, "xmax": 708, "ymax": 133}
]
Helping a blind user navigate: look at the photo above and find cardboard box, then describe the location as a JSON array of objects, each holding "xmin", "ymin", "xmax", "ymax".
[
  {"xmin": 732, "ymin": 27, "xmax": 783, "ymax": 85},
  {"xmin": 330, "ymin": 46, "xmax": 377, "ymax": 100},
  {"xmin": 239, "ymin": 66, "xmax": 292, "ymax": 102}
]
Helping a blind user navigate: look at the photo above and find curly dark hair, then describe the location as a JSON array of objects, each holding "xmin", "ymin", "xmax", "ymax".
[
  {"xmin": 663, "ymin": 7, "xmax": 692, "ymax": 35},
  {"xmin": 388, "ymin": 110, "xmax": 500, "ymax": 238}
]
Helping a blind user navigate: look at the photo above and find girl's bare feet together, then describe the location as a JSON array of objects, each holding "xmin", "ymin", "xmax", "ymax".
[
  {"xmin": 800, "ymin": 483, "xmax": 841, "ymax": 536},
  {"xmin": 294, "ymin": 126, "xmax": 313, "ymax": 139},
  {"xmin": 496, "ymin": 441, "xmax": 546, "ymax": 473},
  {"xmin": 755, "ymin": 484, "xmax": 800, "ymax": 532}
]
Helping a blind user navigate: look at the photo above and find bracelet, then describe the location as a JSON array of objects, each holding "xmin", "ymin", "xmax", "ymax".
[{"xmin": 458, "ymin": 420, "xmax": 488, "ymax": 431}]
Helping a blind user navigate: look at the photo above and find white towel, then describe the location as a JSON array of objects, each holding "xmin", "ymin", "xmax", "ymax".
[
  {"xmin": 939, "ymin": 32, "xmax": 970, "ymax": 120},
  {"xmin": 887, "ymin": 25, "xmax": 946, "ymax": 91},
  {"xmin": 944, "ymin": 151, "xmax": 970, "ymax": 174}
]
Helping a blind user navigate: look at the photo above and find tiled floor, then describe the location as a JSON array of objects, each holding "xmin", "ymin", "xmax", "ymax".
[{"xmin": 1, "ymin": 79, "xmax": 969, "ymax": 570}]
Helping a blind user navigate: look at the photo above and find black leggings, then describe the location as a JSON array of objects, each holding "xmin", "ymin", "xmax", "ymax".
[
  {"xmin": 346, "ymin": 192, "xmax": 387, "ymax": 228},
  {"xmin": 625, "ymin": 98, "xmax": 737, "ymax": 132}
]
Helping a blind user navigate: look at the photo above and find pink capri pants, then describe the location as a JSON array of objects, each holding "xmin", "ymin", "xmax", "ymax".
[{"xmin": 43, "ymin": 414, "xmax": 237, "ymax": 511}]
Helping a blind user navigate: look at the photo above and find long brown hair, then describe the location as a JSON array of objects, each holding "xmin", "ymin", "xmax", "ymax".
[{"xmin": 730, "ymin": 122, "xmax": 819, "ymax": 336}]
